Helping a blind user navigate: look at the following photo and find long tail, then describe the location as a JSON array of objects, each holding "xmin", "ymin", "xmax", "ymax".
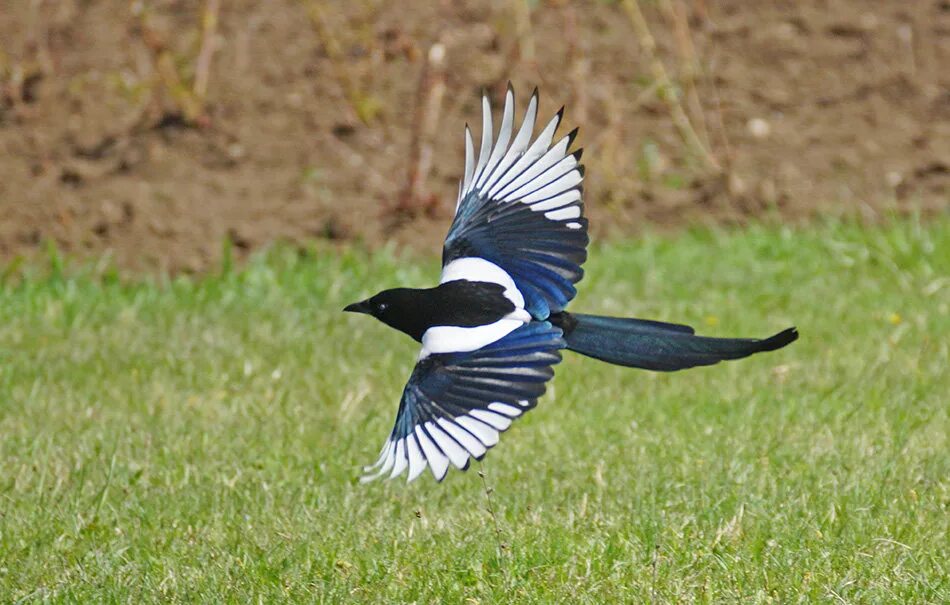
[{"xmin": 550, "ymin": 312, "xmax": 797, "ymax": 371}]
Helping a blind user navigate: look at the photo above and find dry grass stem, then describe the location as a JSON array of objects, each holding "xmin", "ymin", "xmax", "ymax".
[
  {"xmin": 396, "ymin": 42, "xmax": 447, "ymax": 218},
  {"xmin": 305, "ymin": 0, "xmax": 379, "ymax": 125},
  {"xmin": 478, "ymin": 465, "xmax": 512, "ymax": 587},
  {"xmin": 193, "ymin": 0, "xmax": 221, "ymax": 101},
  {"xmin": 132, "ymin": 0, "xmax": 220, "ymax": 127},
  {"xmin": 664, "ymin": 0, "xmax": 714, "ymax": 156},
  {"xmin": 621, "ymin": 0, "xmax": 720, "ymax": 172}
]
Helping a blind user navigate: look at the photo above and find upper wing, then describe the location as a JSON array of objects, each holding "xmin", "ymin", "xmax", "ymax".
[
  {"xmin": 442, "ymin": 86, "xmax": 589, "ymax": 320},
  {"xmin": 361, "ymin": 322, "xmax": 564, "ymax": 483}
]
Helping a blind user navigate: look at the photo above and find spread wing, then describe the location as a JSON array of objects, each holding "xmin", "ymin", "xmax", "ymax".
[
  {"xmin": 361, "ymin": 322, "xmax": 564, "ymax": 483},
  {"xmin": 442, "ymin": 85, "xmax": 589, "ymax": 320}
]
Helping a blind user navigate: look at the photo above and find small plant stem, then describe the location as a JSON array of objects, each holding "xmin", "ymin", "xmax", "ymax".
[
  {"xmin": 621, "ymin": 0, "xmax": 720, "ymax": 172},
  {"xmin": 193, "ymin": 0, "xmax": 221, "ymax": 102},
  {"xmin": 304, "ymin": 0, "xmax": 374, "ymax": 125},
  {"xmin": 650, "ymin": 542, "xmax": 659, "ymax": 605},
  {"xmin": 396, "ymin": 41, "xmax": 446, "ymax": 218},
  {"xmin": 664, "ymin": 0, "xmax": 714, "ymax": 156},
  {"xmin": 478, "ymin": 462, "xmax": 511, "ymax": 588}
]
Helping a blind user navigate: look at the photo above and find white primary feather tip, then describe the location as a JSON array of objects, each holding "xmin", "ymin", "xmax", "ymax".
[{"xmin": 456, "ymin": 85, "xmax": 584, "ymax": 227}]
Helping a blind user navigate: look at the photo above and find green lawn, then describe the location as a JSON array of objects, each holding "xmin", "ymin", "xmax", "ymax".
[{"xmin": 1, "ymin": 218, "xmax": 947, "ymax": 603}]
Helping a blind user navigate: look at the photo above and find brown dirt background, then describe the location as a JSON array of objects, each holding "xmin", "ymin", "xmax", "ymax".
[{"xmin": 1, "ymin": 1, "xmax": 947, "ymax": 272}]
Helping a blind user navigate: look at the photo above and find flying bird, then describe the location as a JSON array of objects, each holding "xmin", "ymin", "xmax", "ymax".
[{"xmin": 346, "ymin": 85, "xmax": 797, "ymax": 483}]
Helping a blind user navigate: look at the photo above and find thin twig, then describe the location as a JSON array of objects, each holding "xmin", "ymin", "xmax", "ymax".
[
  {"xmin": 664, "ymin": 0, "xmax": 714, "ymax": 155},
  {"xmin": 305, "ymin": 0, "xmax": 378, "ymax": 125},
  {"xmin": 396, "ymin": 41, "xmax": 446, "ymax": 218},
  {"xmin": 478, "ymin": 463, "xmax": 510, "ymax": 583},
  {"xmin": 193, "ymin": 0, "xmax": 221, "ymax": 101},
  {"xmin": 304, "ymin": 1, "xmax": 350, "ymax": 105},
  {"xmin": 621, "ymin": 0, "xmax": 720, "ymax": 172},
  {"xmin": 133, "ymin": 1, "xmax": 209, "ymax": 126},
  {"xmin": 708, "ymin": 74, "xmax": 734, "ymax": 174}
]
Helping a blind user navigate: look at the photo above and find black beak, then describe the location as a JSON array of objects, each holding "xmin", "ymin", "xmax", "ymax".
[{"xmin": 344, "ymin": 300, "xmax": 373, "ymax": 315}]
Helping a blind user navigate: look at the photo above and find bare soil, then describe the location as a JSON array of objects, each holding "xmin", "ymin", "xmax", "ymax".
[{"xmin": 1, "ymin": 0, "xmax": 947, "ymax": 272}]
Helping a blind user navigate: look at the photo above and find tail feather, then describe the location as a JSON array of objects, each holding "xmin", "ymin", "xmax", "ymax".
[{"xmin": 553, "ymin": 312, "xmax": 797, "ymax": 371}]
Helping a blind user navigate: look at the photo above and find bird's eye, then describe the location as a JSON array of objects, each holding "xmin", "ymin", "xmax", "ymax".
[{"xmin": 376, "ymin": 302, "xmax": 388, "ymax": 312}]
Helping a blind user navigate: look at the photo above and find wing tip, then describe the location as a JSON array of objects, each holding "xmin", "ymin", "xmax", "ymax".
[{"xmin": 566, "ymin": 126, "xmax": 580, "ymax": 148}]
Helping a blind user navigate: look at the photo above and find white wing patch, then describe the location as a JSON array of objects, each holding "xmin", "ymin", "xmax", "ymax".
[
  {"xmin": 456, "ymin": 85, "xmax": 584, "ymax": 226},
  {"xmin": 420, "ymin": 318, "xmax": 524, "ymax": 358},
  {"xmin": 361, "ymin": 399, "xmax": 535, "ymax": 483},
  {"xmin": 423, "ymin": 256, "xmax": 531, "ymax": 358},
  {"xmin": 544, "ymin": 206, "xmax": 582, "ymax": 221},
  {"xmin": 440, "ymin": 257, "xmax": 525, "ymax": 308}
]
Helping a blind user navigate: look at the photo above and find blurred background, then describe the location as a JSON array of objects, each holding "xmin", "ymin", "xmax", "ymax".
[{"xmin": 1, "ymin": 0, "xmax": 947, "ymax": 272}]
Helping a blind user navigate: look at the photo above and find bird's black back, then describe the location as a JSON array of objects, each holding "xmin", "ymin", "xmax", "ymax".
[{"xmin": 373, "ymin": 280, "xmax": 516, "ymax": 342}]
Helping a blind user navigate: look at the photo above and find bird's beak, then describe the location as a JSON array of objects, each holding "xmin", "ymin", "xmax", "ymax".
[{"xmin": 343, "ymin": 299, "xmax": 373, "ymax": 315}]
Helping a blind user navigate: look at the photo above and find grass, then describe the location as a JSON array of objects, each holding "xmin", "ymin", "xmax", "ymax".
[{"xmin": 1, "ymin": 217, "xmax": 947, "ymax": 603}]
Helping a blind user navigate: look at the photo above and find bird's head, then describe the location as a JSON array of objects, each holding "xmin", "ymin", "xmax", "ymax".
[{"xmin": 344, "ymin": 288, "xmax": 421, "ymax": 337}]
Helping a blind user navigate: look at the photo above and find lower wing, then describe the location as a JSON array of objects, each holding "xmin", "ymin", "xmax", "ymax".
[{"xmin": 362, "ymin": 322, "xmax": 564, "ymax": 483}]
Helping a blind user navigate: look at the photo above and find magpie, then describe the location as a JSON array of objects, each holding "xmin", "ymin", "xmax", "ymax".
[{"xmin": 346, "ymin": 85, "xmax": 798, "ymax": 483}]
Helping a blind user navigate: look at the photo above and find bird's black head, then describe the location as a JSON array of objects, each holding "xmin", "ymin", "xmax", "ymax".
[{"xmin": 344, "ymin": 288, "xmax": 426, "ymax": 340}]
